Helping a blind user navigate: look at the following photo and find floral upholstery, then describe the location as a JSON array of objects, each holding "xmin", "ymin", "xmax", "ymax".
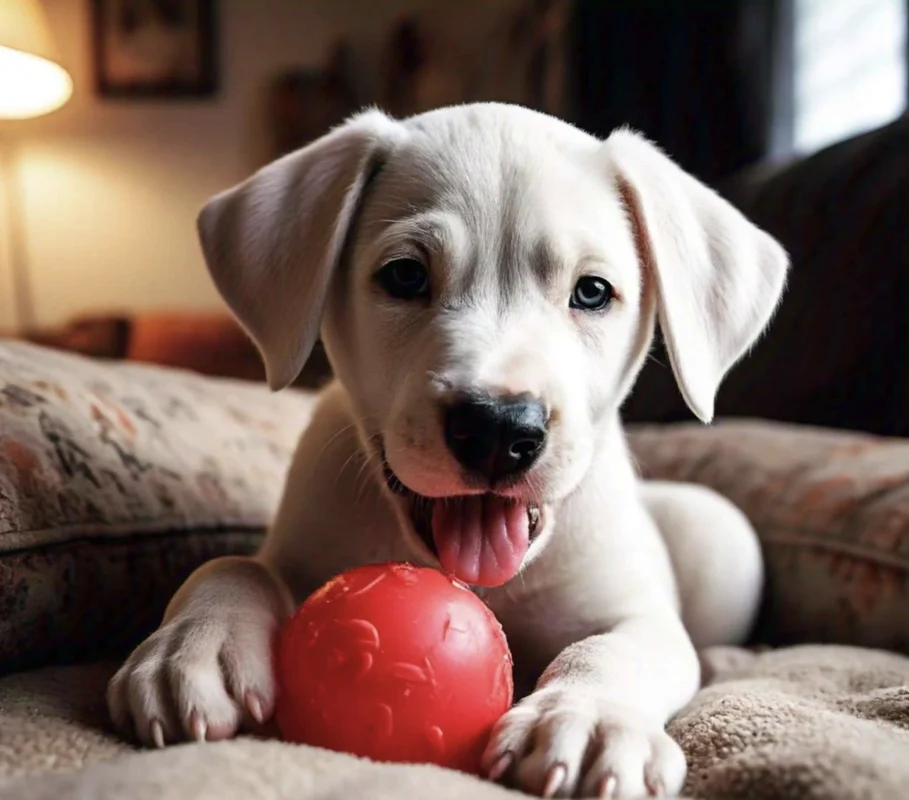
[
  {"xmin": 628, "ymin": 421, "xmax": 909, "ymax": 652},
  {"xmin": 0, "ymin": 342, "xmax": 316, "ymax": 673},
  {"xmin": 3, "ymin": 340, "xmax": 908, "ymax": 674}
]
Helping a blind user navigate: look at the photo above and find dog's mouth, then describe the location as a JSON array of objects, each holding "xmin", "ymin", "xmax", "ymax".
[{"xmin": 382, "ymin": 460, "xmax": 542, "ymax": 588}]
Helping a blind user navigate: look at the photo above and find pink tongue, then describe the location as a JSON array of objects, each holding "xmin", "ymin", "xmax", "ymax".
[{"xmin": 432, "ymin": 495, "xmax": 529, "ymax": 587}]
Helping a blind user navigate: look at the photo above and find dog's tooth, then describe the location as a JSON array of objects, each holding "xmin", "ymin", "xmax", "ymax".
[{"xmin": 527, "ymin": 505, "xmax": 541, "ymax": 537}]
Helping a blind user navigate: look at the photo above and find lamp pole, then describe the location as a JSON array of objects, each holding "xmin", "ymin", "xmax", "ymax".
[
  {"xmin": 0, "ymin": 0, "xmax": 75, "ymax": 333},
  {"xmin": 1, "ymin": 134, "xmax": 33, "ymax": 331}
]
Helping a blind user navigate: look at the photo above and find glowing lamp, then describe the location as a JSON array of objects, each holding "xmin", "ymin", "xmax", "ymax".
[{"xmin": 0, "ymin": 0, "xmax": 72, "ymax": 119}]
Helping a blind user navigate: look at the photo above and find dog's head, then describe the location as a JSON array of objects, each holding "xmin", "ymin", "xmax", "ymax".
[{"xmin": 198, "ymin": 104, "xmax": 788, "ymax": 588}]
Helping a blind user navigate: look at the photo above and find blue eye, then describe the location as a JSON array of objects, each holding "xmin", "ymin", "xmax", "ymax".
[
  {"xmin": 570, "ymin": 276, "xmax": 614, "ymax": 311},
  {"xmin": 375, "ymin": 258, "xmax": 430, "ymax": 300}
]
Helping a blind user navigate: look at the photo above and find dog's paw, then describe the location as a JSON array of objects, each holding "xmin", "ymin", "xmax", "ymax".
[
  {"xmin": 482, "ymin": 687, "xmax": 686, "ymax": 798},
  {"xmin": 106, "ymin": 607, "xmax": 278, "ymax": 747}
]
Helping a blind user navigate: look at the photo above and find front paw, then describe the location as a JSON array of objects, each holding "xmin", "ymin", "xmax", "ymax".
[
  {"xmin": 106, "ymin": 609, "xmax": 278, "ymax": 748},
  {"xmin": 482, "ymin": 688, "xmax": 685, "ymax": 798}
]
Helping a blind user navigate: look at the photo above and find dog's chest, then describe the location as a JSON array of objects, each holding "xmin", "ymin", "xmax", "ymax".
[{"xmin": 480, "ymin": 562, "xmax": 618, "ymax": 687}]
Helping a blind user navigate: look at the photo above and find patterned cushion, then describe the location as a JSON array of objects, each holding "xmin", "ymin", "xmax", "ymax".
[
  {"xmin": 628, "ymin": 421, "xmax": 909, "ymax": 652},
  {"xmin": 0, "ymin": 342, "xmax": 316, "ymax": 674},
  {"xmin": 5, "ymin": 340, "xmax": 906, "ymax": 671}
]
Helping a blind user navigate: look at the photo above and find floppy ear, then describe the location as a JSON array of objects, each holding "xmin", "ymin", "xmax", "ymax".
[
  {"xmin": 603, "ymin": 129, "xmax": 789, "ymax": 423},
  {"xmin": 197, "ymin": 109, "xmax": 406, "ymax": 390}
]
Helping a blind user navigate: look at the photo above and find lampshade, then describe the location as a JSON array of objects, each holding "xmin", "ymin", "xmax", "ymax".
[{"xmin": 0, "ymin": 0, "xmax": 72, "ymax": 119}]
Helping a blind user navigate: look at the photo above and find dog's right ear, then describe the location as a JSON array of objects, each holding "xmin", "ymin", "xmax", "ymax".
[{"xmin": 197, "ymin": 109, "xmax": 406, "ymax": 390}]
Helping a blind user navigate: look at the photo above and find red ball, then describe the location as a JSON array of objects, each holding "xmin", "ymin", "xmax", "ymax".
[{"xmin": 274, "ymin": 562, "xmax": 513, "ymax": 773}]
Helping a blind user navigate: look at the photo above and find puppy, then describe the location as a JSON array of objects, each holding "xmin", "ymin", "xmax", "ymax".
[{"xmin": 108, "ymin": 103, "xmax": 787, "ymax": 798}]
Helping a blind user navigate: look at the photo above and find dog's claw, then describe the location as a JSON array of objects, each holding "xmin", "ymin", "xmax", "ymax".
[
  {"xmin": 646, "ymin": 776, "xmax": 666, "ymax": 797},
  {"xmin": 542, "ymin": 763, "xmax": 567, "ymax": 798},
  {"xmin": 599, "ymin": 773, "xmax": 619, "ymax": 799},
  {"xmin": 245, "ymin": 691, "xmax": 265, "ymax": 725},
  {"xmin": 488, "ymin": 752, "xmax": 514, "ymax": 782},
  {"xmin": 149, "ymin": 718, "xmax": 165, "ymax": 749},
  {"xmin": 189, "ymin": 711, "xmax": 207, "ymax": 742}
]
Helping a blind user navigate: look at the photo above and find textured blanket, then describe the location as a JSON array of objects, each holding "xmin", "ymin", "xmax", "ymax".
[{"xmin": 2, "ymin": 645, "xmax": 908, "ymax": 799}]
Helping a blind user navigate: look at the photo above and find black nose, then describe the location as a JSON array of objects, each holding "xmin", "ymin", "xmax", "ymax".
[{"xmin": 444, "ymin": 394, "xmax": 547, "ymax": 484}]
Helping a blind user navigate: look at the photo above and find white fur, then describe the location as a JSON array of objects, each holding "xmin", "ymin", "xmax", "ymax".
[{"xmin": 108, "ymin": 103, "xmax": 788, "ymax": 798}]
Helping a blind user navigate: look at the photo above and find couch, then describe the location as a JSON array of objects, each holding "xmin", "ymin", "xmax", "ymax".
[
  {"xmin": 3, "ymin": 119, "xmax": 909, "ymax": 799},
  {"xmin": 2, "ymin": 338, "xmax": 909, "ymax": 800}
]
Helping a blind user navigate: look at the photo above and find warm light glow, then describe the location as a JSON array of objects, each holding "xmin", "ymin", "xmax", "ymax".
[
  {"xmin": 0, "ymin": 0, "xmax": 72, "ymax": 120},
  {"xmin": 0, "ymin": 44, "xmax": 72, "ymax": 118}
]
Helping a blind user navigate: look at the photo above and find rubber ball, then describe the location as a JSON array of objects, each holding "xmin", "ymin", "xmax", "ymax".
[{"xmin": 274, "ymin": 562, "xmax": 513, "ymax": 773}]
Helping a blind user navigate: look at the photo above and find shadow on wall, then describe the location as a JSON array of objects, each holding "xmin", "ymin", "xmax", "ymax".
[{"xmin": 269, "ymin": 0, "xmax": 571, "ymax": 159}]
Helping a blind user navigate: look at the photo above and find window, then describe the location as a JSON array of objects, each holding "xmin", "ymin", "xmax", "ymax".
[{"xmin": 792, "ymin": 0, "xmax": 907, "ymax": 153}]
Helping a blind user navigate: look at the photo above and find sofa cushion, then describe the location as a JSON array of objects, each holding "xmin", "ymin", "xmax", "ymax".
[
  {"xmin": 628, "ymin": 420, "xmax": 909, "ymax": 652},
  {"xmin": 0, "ymin": 342, "xmax": 316, "ymax": 674}
]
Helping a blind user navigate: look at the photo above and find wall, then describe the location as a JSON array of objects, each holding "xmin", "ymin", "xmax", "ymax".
[{"xmin": 0, "ymin": 0, "xmax": 513, "ymax": 331}]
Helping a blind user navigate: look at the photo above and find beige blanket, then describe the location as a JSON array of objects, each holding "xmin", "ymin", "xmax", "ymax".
[{"xmin": 2, "ymin": 645, "xmax": 908, "ymax": 799}]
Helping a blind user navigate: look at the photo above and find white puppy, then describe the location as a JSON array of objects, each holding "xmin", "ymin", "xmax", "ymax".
[{"xmin": 108, "ymin": 103, "xmax": 787, "ymax": 798}]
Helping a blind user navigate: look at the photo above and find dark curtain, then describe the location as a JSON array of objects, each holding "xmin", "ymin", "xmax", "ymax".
[
  {"xmin": 567, "ymin": 0, "xmax": 909, "ymax": 438},
  {"xmin": 568, "ymin": 0, "xmax": 784, "ymax": 183},
  {"xmin": 625, "ymin": 115, "xmax": 909, "ymax": 437}
]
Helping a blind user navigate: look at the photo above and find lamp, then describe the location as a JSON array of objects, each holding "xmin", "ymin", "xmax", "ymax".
[
  {"xmin": 0, "ymin": 0, "xmax": 72, "ymax": 118},
  {"xmin": 0, "ymin": 0, "xmax": 72, "ymax": 331}
]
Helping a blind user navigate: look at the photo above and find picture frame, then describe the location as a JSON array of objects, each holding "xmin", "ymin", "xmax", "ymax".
[{"xmin": 91, "ymin": 0, "xmax": 218, "ymax": 98}]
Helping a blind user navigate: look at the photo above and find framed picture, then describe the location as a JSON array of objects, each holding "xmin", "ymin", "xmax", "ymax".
[{"xmin": 91, "ymin": 0, "xmax": 218, "ymax": 98}]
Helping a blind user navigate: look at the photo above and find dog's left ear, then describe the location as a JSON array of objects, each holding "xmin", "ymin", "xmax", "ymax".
[
  {"xmin": 197, "ymin": 109, "xmax": 406, "ymax": 390},
  {"xmin": 603, "ymin": 129, "xmax": 789, "ymax": 423}
]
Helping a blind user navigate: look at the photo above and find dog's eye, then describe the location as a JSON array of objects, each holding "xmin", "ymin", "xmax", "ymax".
[
  {"xmin": 570, "ymin": 276, "xmax": 614, "ymax": 312},
  {"xmin": 375, "ymin": 258, "xmax": 430, "ymax": 300}
]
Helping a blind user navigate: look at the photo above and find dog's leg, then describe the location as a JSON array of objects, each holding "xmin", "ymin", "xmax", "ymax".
[
  {"xmin": 107, "ymin": 556, "xmax": 293, "ymax": 746},
  {"xmin": 484, "ymin": 610, "xmax": 698, "ymax": 798},
  {"xmin": 107, "ymin": 383, "xmax": 404, "ymax": 748},
  {"xmin": 642, "ymin": 481, "xmax": 764, "ymax": 650}
]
